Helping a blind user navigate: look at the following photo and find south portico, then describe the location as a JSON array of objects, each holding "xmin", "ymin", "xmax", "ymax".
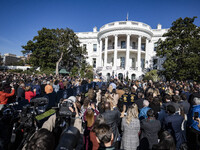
[{"xmin": 77, "ymin": 20, "xmax": 167, "ymax": 81}]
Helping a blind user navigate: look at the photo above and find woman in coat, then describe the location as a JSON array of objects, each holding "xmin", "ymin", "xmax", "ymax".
[{"xmin": 121, "ymin": 104, "xmax": 140, "ymax": 150}]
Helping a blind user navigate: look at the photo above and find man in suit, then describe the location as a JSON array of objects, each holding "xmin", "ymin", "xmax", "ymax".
[
  {"xmin": 102, "ymin": 102, "xmax": 121, "ymax": 148},
  {"xmin": 140, "ymin": 109, "xmax": 161, "ymax": 150},
  {"xmin": 164, "ymin": 105, "xmax": 185, "ymax": 150}
]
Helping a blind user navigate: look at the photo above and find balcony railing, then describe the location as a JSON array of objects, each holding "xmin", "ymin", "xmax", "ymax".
[
  {"xmin": 108, "ymin": 46, "xmax": 114, "ymax": 50},
  {"xmin": 117, "ymin": 66, "xmax": 125, "ymax": 70},
  {"xmin": 130, "ymin": 67, "xmax": 137, "ymax": 70},
  {"xmin": 106, "ymin": 66, "xmax": 112, "ymax": 70}
]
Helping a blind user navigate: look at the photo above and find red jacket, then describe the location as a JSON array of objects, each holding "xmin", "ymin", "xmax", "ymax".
[
  {"xmin": 0, "ymin": 89, "xmax": 15, "ymax": 104},
  {"xmin": 25, "ymin": 91, "xmax": 36, "ymax": 102}
]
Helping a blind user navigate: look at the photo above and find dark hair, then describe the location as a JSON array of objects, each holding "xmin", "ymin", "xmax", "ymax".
[
  {"xmin": 166, "ymin": 105, "xmax": 176, "ymax": 114},
  {"xmin": 138, "ymin": 92, "xmax": 144, "ymax": 98},
  {"xmin": 180, "ymin": 93, "xmax": 187, "ymax": 101},
  {"xmin": 95, "ymin": 123, "xmax": 112, "ymax": 144},
  {"xmin": 112, "ymin": 89, "xmax": 116, "ymax": 94},
  {"xmin": 164, "ymin": 95, "xmax": 171, "ymax": 103},
  {"xmin": 172, "ymin": 95, "xmax": 180, "ymax": 103},
  {"xmin": 147, "ymin": 109, "xmax": 154, "ymax": 117},
  {"xmin": 54, "ymin": 80, "xmax": 59, "ymax": 85},
  {"xmin": 152, "ymin": 97, "xmax": 161, "ymax": 106},
  {"xmin": 26, "ymin": 128, "xmax": 55, "ymax": 150},
  {"xmin": 92, "ymin": 114, "xmax": 105, "ymax": 132},
  {"xmin": 152, "ymin": 131, "xmax": 176, "ymax": 150}
]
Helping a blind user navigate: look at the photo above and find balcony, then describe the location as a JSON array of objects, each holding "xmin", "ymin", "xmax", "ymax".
[
  {"xmin": 117, "ymin": 66, "xmax": 125, "ymax": 70},
  {"xmin": 130, "ymin": 67, "xmax": 137, "ymax": 71},
  {"xmin": 108, "ymin": 46, "xmax": 114, "ymax": 50},
  {"xmin": 106, "ymin": 66, "xmax": 112, "ymax": 70}
]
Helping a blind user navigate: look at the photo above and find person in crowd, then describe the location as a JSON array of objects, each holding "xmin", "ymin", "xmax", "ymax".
[
  {"xmin": 95, "ymin": 123, "xmax": 115, "ymax": 150},
  {"xmin": 171, "ymin": 95, "xmax": 181, "ymax": 113},
  {"xmin": 59, "ymin": 80, "xmax": 64, "ymax": 90},
  {"xmin": 0, "ymin": 83, "xmax": 15, "ymax": 109},
  {"xmin": 187, "ymin": 97, "xmax": 200, "ymax": 149},
  {"xmin": 152, "ymin": 131, "xmax": 176, "ymax": 150},
  {"xmin": 140, "ymin": 109, "xmax": 161, "ymax": 150},
  {"xmin": 81, "ymin": 97, "xmax": 90, "ymax": 117},
  {"xmin": 53, "ymin": 80, "xmax": 60, "ymax": 93},
  {"xmin": 121, "ymin": 88, "xmax": 132, "ymax": 115},
  {"xmin": 109, "ymin": 89, "xmax": 119, "ymax": 108},
  {"xmin": 109, "ymin": 79, "xmax": 117, "ymax": 90},
  {"xmin": 25, "ymin": 128, "xmax": 55, "ymax": 150},
  {"xmin": 83, "ymin": 103, "xmax": 99, "ymax": 150},
  {"xmin": 40, "ymin": 80, "xmax": 47, "ymax": 96},
  {"xmin": 88, "ymin": 88, "xmax": 97, "ymax": 104},
  {"xmin": 149, "ymin": 97, "xmax": 161, "ymax": 118},
  {"xmin": 45, "ymin": 81, "xmax": 53, "ymax": 94},
  {"xmin": 32, "ymin": 78, "xmax": 41, "ymax": 96},
  {"xmin": 138, "ymin": 100, "xmax": 151, "ymax": 120},
  {"xmin": 163, "ymin": 105, "xmax": 185, "ymax": 150},
  {"xmin": 102, "ymin": 102, "xmax": 121, "ymax": 148},
  {"xmin": 116, "ymin": 85, "xmax": 125, "ymax": 99},
  {"xmin": 134, "ymin": 92, "xmax": 145, "ymax": 111},
  {"xmin": 90, "ymin": 114, "xmax": 105, "ymax": 150},
  {"xmin": 121, "ymin": 104, "xmax": 140, "ymax": 150},
  {"xmin": 16, "ymin": 83, "xmax": 25, "ymax": 101},
  {"xmin": 25, "ymin": 86, "xmax": 36, "ymax": 102},
  {"xmin": 179, "ymin": 93, "xmax": 190, "ymax": 115}
]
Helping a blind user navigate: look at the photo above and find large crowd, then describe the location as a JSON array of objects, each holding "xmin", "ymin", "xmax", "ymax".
[{"xmin": 0, "ymin": 72, "xmax": 200, "ymax": 150}]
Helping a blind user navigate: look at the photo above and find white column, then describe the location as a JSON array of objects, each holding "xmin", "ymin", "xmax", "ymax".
[
  {"xmin": 145, "ymin": 38, "xmax": 148, "ymax": 69},
  {"xmin": 137, "ymin": 36, "xmax": 142, "ymax": 72},
  {"xmin": 114, "ymin": 35, "xmax": 118, "ymax": 70},
  {"xmin": 126, "ymin": 34, "xmax": 130, "ymax": 70},
  {"xmin": 99, "ymin": 39, "xmax": 102, "ymax": 67},
  {"xmin": 104, "ymin": 37, "xmax": 108, "ymax": 68}
]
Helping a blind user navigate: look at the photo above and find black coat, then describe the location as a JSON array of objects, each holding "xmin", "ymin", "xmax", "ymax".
[
  {"xmin": 140, "ymin": 118, "xmax": 161, "ymax": 150},
  {"xmin": 163, "ymin": 113, "xmax": 185, "ymax": 149},
  {"xmin": 102, "ymin": 109, "xmax": 121, "ymax": 143}
]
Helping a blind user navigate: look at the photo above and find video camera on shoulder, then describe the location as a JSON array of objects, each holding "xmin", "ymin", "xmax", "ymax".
[{"xmin": 58, "ymin": 96, "xmax": 76, "ymax": 118}]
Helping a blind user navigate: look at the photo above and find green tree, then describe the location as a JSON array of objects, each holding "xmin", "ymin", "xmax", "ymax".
[
  {"xmin": 143, "ymin": 70, "xmax": 160, "ymax": 82},
  {"xmin": 22, "ymin": 28, "xmax": 87, "ymax": 75},
  {"xmin": 156, "ymin": 16, "xmax": 200, "ymax": 81}
]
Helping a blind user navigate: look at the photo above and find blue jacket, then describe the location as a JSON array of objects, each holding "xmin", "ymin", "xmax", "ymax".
[
  {"xmin": 139, "ymin": 107, "xmax": 151, "ymax": 120},
  {"xmin": 187, "ymin": 104, "xmax": 200, "ymax": 131},
  {"xmin": 164, "ymin": 113, "xmax": 185, "ymax": 149}
]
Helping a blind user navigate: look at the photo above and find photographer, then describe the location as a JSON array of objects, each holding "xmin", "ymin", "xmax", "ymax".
[
  {"xmin": 0, "ymin": 83, "xmax": 15, "ymax": 110},
  {"xmin": 42, "ymin": 96, "xmax": 82, "ymax": 132},
  {"xmin": 23, "ymin": 96, "xmax": 82, "ymax": 150}
]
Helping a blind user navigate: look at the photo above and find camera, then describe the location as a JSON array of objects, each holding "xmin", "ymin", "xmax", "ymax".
[{"xmin": 59, "ymin": 100, "xmax": 74, "ymax": 117}]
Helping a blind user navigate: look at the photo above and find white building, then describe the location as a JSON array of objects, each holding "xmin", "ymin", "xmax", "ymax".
[{"xmin": 76, "ymin": 20, "xmax": 168, "ymax": 80}]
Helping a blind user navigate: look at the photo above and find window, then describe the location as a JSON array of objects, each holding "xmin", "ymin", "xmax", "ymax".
[
  {"xmin": 141, "ymin": 43, "xmax": 146, "ymax": 51},
  {"xmin": 132, "ymin": 42, "xmax": 136, "ymax": 49},
  {"xmin": 153, "ymin": 59, "xmax": 158, "ymax": 69},
  {"xmin": 154, "ymin": 43, "xmax": 157, "ymax": 51},
  {"xmin": 121, "ymin": 41, "xmax": 126, "ymax": 49},
  {"xmin": 141, "ymin": 58, "xmax": 145, "ymax": 69},
  {"xmin": 83, "ymin": 44, "xmax": 87, "ymax": 49},
  {"xmin": 102, "ymin": 44, "xmax": 105, "ymax": 51},
  {"xmin": 132, "ymin": 58, "xmax": 135, "ymax": 68},
  {"xmin": 93, "ymin": 44, "xmax": 97, "ymax": 52},
  {"xmin": 93, "ymin": 58, "xmax": 96, "ymax": 68},
  {"xmin": 120, "ymin": 57, "xmax": 125, "ymax": 69}
]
